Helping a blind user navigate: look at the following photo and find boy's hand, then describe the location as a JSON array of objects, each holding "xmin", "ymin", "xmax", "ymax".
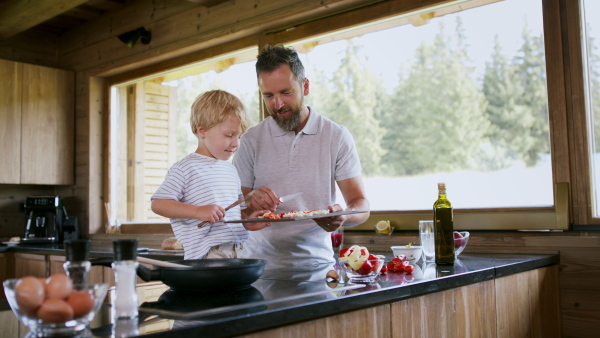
[
  {"xmin": 242, "ymin": 209, "xmax": 271, "ymax": 231},
  {"xmin": 196, "ymin": 205, "xmax": 226, "ymax": 224}
]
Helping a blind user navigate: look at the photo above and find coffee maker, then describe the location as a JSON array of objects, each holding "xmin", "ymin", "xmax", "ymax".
[{"xmin": 22, "ymin": 195, "xmax": 67, "ymax": 244}]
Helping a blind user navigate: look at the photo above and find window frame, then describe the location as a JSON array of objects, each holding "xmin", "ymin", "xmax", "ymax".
[{"xmin": 103, "ymin": 0, "xmax": 590, "ymax": 231}]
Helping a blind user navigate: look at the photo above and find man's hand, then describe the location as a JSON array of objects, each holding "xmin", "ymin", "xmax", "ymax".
[
  {"xmin": 244, "ymin": 186, "xmax": 280, "ymax": 212},
  {"xmin": 242, "ymin": 209, "xmax": 272, "ymax": 231},
  {"xmin": 314, "ymin": 205, "xmax": 344, "ymax": 232}
]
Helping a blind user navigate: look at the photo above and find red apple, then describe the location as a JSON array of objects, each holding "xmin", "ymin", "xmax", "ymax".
[{"xmin": 454, "ymin": 231, "xmax": 465, "ymax": 249}]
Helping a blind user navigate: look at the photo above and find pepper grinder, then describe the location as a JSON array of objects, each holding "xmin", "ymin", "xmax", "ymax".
[
  {"xmin": 63, "ymin": 239, "xmax": 91, "ymax": 290},
  {"xmin": 112, "ymin": 239, "xmax": 139, "ymax": 319}
]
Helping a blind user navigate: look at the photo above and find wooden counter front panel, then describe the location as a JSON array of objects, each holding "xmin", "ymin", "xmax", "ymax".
[
  {"xmin": 392, "ymin": 280, "xmax": 496, "ymax": 337},
  {"xmin": 241, "ymin": 304, "xmax": 390, "ymax": 338},
  {"xmin": 241, "ymin": 265, "xmax": 559, "ymax": 338},
  {"xmin": 495, "ymin": 265, "xmax": 561, "ymax": 337}
]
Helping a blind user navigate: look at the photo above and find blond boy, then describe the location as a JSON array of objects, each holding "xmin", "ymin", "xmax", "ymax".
[{"xmin": 151, "ymin": 90, "xmax": 269, "ymax": 259}]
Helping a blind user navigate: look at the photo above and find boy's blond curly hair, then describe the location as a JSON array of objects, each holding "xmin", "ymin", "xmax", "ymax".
[{"xmin": 190, "ymin": 90, "xmax": 251, "ymax": 137}]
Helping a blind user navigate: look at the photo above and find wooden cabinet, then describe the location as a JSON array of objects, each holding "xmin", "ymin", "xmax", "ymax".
[
  {"xmin": 0, "ymin": 59, "xmax": 74, "ymax": 185},
  {"xmin": 13, "ymin": 253, "xmax": 47, "ymax": 278}
]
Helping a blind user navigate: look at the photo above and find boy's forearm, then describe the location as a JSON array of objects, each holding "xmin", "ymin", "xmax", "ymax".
[{"xmin": 151, "ymin": 199, "xmax": 197, "ymax": 219}]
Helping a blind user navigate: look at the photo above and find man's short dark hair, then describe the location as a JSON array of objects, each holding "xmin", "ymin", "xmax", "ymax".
[{"xmin": 256, "ymin": 44, "xmax": 305, "ymax": 83}]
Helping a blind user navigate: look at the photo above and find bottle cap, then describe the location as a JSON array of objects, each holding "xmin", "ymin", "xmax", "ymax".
[
  {"xmin": 64, "ymin": 239, "xmax": 90, "ymax": 262},
  {"xmin": 113, "ymin": 239, "xmax": 138, "ymax": 261}
]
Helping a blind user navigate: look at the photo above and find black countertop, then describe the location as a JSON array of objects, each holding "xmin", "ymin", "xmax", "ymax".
[
  {"xmin": 1, "ymin": 248, "xmax": 559, "ymax": 338},
  {"xmin": 0, "ymin": 242, "xmax": 184, "ymax": 260}
]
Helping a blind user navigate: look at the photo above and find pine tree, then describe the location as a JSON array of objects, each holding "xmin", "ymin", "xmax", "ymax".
[
  {"xmin": 309, "ymin": 39, "xmax": 387, "ymax": 176},
  {"xmin": 481, "ymin": 36, "xmax": 532, "ymax": 170},
  {"xmin": 382, "ymin": 19, "xmax": 489, "ymax": 175},
  {"xmin": 512, "ymin": 20, "xmax": 550, "ymax": 166}
]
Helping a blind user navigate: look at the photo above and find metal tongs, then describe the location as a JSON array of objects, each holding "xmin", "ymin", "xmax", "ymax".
[{"xmin": 198, "ymin": 190, "xmax": 256, "ymax": 228}]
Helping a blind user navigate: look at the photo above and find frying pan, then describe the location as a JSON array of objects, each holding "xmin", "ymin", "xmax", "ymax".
[{"xmin": 91, "ymin": 257, "xmax": 266, "ymax": 292}]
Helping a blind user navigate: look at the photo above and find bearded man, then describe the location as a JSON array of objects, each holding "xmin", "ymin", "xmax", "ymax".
[{"xmin": 233, "ymin": 44, "xmax": 370, "ymax": 270}]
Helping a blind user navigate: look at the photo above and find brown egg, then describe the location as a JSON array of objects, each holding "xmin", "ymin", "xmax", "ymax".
[
  {"xmin": 66, "ymin": 291, "xmax": 95, "ymax": 318},
  {"xmin": 37, "ymin": 298, "xmax": 74, "ymax": 323},
  {"xmin": 45, "ymin": 273, "xmax": 73, "ymax": 300},
  {"xmin": 14, "ymin": 276, "xmax": 45, "ymax": 315}
]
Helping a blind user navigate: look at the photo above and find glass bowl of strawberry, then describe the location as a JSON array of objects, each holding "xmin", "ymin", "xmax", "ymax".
[
  {"xmin": 454, "ymin": 231, "xmax": 470, "ymax": 256},
  {"xmin": 338, "ymin": 245, "xmax": 384, "ymax": 283}
]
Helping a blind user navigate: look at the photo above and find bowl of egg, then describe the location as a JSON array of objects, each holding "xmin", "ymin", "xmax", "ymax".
[{"xmin": 3, "ymin": 273, "xmax": 108, "ymax": 336}]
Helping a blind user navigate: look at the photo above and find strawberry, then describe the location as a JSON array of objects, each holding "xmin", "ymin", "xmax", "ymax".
[
  {"xmin": 404, "ymin": 265, "xmax": 414, "ymax": 274},
  {"xmin": 339, "ymin": 247, "xmax": 351, "ymax": 257},
  {"xmin": 357, "ymin": 260, "xmax": 374, "ymax": 275}
]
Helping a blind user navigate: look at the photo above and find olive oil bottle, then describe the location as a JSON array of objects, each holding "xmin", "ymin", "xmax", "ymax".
[{"xmin": 434, "ymin": 183, "xmax": 455, "ymax": 265}]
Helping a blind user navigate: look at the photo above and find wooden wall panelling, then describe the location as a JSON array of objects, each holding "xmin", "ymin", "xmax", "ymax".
[
  {"xmin": 0, "ymin": 60, "xmax": 21, "ymax": 184},
  {"xmin": 60, "ymin": 0, "xmax": 374, "ymax": 74},
  {"xmin": 81, "ymin": 75, "xmax": 106, "ymax": 235},
  {"xmin": 0, "ymin": 29, "xmax": 59, "ymax": 67},
  {"xmin": 0, "ymin": 0, "xmax": 88, "ymax": 39}
]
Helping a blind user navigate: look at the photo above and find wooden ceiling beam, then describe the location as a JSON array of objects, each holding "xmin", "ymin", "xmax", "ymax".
[{"xmin": 0, "ymin": 0, "xmax": 89, "ymax": 39}]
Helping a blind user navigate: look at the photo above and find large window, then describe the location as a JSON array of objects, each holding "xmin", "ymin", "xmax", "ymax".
[
  {"xmin": 295, "ymin": 0, "xmax": 551, "ymax": 211},
  {"xmin": 106, "ymin": 0, "xmax": 573, "ymax": 230}
]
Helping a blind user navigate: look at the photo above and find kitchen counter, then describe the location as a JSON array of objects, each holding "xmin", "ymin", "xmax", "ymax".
[
  {"xmin": 0, "ymin": 251, "xmax": 559, "ymax": 337},
  {"xmin": 0, "ymin": 242, "xmax": 184, "ymax": 260}
]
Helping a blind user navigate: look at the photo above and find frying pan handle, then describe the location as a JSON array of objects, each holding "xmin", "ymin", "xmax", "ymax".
[
  {"xmin": 136, "ymin": 263, "xmax": 162, "ymax": 282},
  {"xmin": 89, "ymin": 257, "xmax": 162, "ymax": 282}
]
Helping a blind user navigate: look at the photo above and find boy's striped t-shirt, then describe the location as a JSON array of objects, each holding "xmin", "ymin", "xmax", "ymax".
[{"xmin": 151, "ymin": 152, "xmax": 248, "ymax": 260}]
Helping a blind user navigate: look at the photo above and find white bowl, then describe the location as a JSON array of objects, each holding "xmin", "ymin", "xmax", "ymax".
[{"xmin": 391, "ymin": 245, "xmax": 423, "ymax": 264}]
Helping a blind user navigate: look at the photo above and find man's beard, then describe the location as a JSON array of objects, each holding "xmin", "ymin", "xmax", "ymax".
[
  {"xmin": 272, "ymin": 99, "xmax": 303, "ymax": 131},
  {"xmin": 274, "ymin": 108, "xmax": 301, "ymax": 131}
]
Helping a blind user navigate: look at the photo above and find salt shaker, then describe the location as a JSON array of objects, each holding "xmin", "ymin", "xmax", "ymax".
[
  {"xmin": 112, "ymin": 239, "xmax": 139, "ymax": 319},
  {"xmin": 63, "ymin": 239, "xmax": 91, "ymax": 290}
]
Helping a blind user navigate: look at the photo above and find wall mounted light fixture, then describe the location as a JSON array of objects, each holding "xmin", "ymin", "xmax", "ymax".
[{"xmin": 118, "ymin": 27, "xmax": 151, "ymax": 48}]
